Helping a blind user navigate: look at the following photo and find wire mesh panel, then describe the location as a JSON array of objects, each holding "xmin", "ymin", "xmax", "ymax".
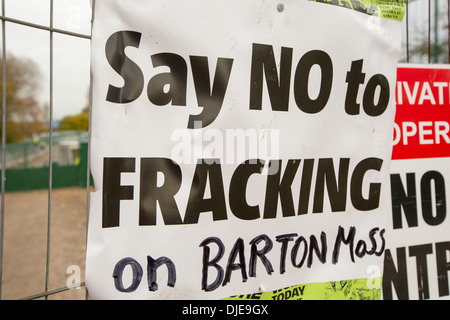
[
  {"xmin": 0, "ymin": 0, "xmax": 448, "ymax": 300},
  {"xmin": 401, "ymin": 0, "xmax": 450, "ymax": 63},
  {"xmin": 0, "ymin": 0, "xmax": 92, "ymax": 300}
]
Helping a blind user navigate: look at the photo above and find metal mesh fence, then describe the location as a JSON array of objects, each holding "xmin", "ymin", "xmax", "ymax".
[
  {"xmin": 0, "ymin": 0, "xmax": 93, "ymax": 300},
  {"xmin": 0, "ymin": 0, "xmax": 448, "ymax": 300},
  {"xmin": 402, "ymin": 0, "xmax": 450, "ymax": 64}
]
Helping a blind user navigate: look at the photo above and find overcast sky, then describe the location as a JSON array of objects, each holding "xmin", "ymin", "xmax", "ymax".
[
  {"xmin": 1, "ymin": 0, "xmax": 446, "ymax": 121},
  {"xmin": 3, "ymin": 0, "xmax": 92, "ymax": 121}
]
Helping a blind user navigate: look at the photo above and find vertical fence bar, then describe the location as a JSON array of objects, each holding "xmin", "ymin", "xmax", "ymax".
[
  {"xmin": 85, "ymin": 0, "xmax": 96, "ymax": 300},
  {"xmin": 428, "ymin": 0, "xmax": 431, "ymax": 63},
  {"xmin": 434, "ymin": 0, "xmax": 438, "ymax": 63},
  {"xmin": 0, "ymin": 0, "xmax": 6, "ymax": 300},
  {"xmin": 44, "ymin": 0, "xmax": 54, "ymax": 300},
  {"xmin": 406, "ymin": 0, "xmax": 409, "ymax": 62}
]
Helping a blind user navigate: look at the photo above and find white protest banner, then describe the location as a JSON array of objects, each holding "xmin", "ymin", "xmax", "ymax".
[
  {"xmin": 86, "ymin": 0, "xmax": 404, "ymax": 300},
  {"xmin": 383, "ymin": 65, "xmax": 450, "ymax": 300}
]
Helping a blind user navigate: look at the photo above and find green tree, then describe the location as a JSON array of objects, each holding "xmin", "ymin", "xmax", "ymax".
[
  {"xmin": 0, "ymin": 53, "xmax": 45, "ymax": 143},
  {"xmin": 59, "ymin": 106, "xmax": 89, "ymax": 131}
]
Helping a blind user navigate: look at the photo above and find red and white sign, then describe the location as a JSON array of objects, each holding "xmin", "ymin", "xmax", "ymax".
[
  {"xmin": 393, "ymin": 65, "xmax": 450, "ymax": 160},
  {"xmin": 384, "ymin": 64, "xmax": 450, "ymax": 300}
]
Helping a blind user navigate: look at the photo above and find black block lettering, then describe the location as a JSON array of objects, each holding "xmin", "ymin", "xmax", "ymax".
[
  {"xmin": 363, "ymin": 74, "xmax": 390, "ymax": 117},
  {"xmin": 436, "ymin": 242, "xmax": 450, "ymax": 297},
  {"xmin": 264, "ymin": 159, "xmax": 300, "ymax": 219},
  {"xmin": 188, "ymin": 56, "xmax": 233, "ymax": 128},
  {"xmin": 184, "ymin": 159, "xmax": 227, "ymax": 224},
  {"xmin": 139, "ymin": 158, "xmax": 183, "ymax": 225},
  {"xmin": 147, "ymin": 53, "xmax": 187, "ymax": 107},
  {"xmin": 313, "ymin": 158, "xmax": 349, "ymax": 213},
  {"xmin": 105, "ymin": 31, "xmax": 144, "ymax": 104},
  {"xmin": 344, "ymin": 59, "xmax": 366, "ymax": 115},
  {"xmin": 229, "ymin": 159, "xmax": 265, "ymax": 220},
  {"xmin": 102, "ymin": 157, "xmax": 135, "ymax": 228},
  {"xmin": 391, "ymin": 173, "xmax": 418, "ymax": 229},
  {"xmin": 294, "ymin": 50, "xmax": 333, "ymax": 114},
  {"xmin": 382, "ymin": 248, "xmax": 409, "ymax": 300},
  {"xmin": 249, "ymin": 43, "xmax": 293, "ymax": 111},
  {"xmin": 350, "ymin": 157, "xmax": 383, "ymax": 211},
  {"xmin": 421, "ymin": 171, "xmax": 446, "ymax": 226},
  {"xmin": 409, "ymin": 244, "xmax": 433, "ymax": 300}
]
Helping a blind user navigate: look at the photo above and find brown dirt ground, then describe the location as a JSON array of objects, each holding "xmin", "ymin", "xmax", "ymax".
[{"xmin": 2, "ymin": 187, "xmax": 89, "ymax": 300}]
